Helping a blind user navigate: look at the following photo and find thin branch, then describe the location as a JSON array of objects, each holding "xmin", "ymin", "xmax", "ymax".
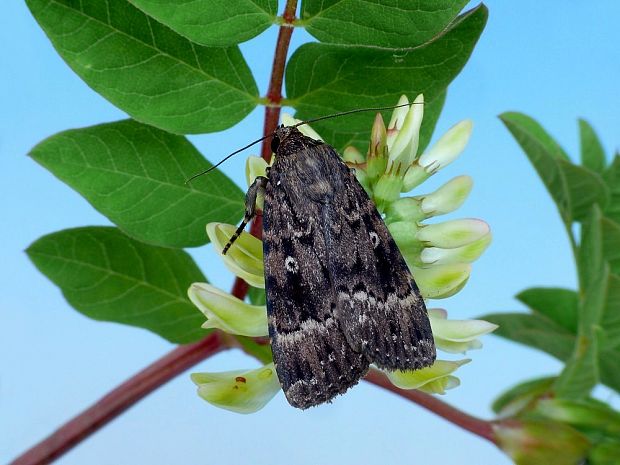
[
  {"xmin": 364, "ymin": 368, "xmax": 497, "ymax": 444},
  {"xmin": 10, "ymin": 332, "xmax": 226, "ymax": 465},
  {"xmin": 260, "ymin": 0, "xmax": 297, "ymax": 161},
  {"xmin": 12, "ymin": 2, "xmax": 300, "ymax": 463}
]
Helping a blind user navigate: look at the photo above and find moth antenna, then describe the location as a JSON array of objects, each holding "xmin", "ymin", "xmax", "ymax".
[
  {"xmin": 185, "ymin": 133, "xmax": 272, "ymax": 184},
  {"xmin": 186, "ymin": 100, "xmax": 424, "ymax": 183},
  {"xmin": 292, "ymin": 101, "xmax": 424, "ymax": 130}
]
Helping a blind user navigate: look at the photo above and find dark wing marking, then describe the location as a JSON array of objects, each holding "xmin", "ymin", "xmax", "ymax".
[
  {"xmin": 263, "ymin": 145, "xmax": 369, "ymax": 409},
  {"xmin": 329, "ymin": 164, "xmax": 436, "ymax": 371},
  {"xmin": 263, "ymin": 140, "xmax": 434, "ymax": 409}
]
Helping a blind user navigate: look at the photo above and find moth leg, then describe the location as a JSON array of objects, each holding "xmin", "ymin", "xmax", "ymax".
[{"xmin": 222, "ymin": 175, "xmax": 268, "ymax": 255}]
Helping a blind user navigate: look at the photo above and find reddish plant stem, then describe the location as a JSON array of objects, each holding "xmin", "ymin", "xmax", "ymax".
[
  {"xmin": 10, "ymin": 332, "xmax": 226, "ymax": 465},
  {"xmin": 364, "ymin": 369, "xmax": 497, "ymax": 444},
  {"xmin": 260, "ymin": 0, "xmax": 297, "ymax": 161}
]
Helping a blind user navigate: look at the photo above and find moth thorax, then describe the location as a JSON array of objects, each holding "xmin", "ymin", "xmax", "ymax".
[{"xmin": 273, "ymin": 126, "xmax": 321, "ymax": 158}]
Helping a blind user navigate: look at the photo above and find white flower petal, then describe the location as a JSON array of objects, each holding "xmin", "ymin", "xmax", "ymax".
[
  {"xmin": 191, "ymin": 363, "xmax": 280, "ymax": 414},
  {"xmin": 420, "ymin": 175, "xmax": 473, "ymax": 217},
  {"xmin": 245, "ymin": 156, "xmax": 269, "ymax": 188},
  {"xmin": 388, "ymin": 94, "xmax": 424, "ymax": 170},
  {"xmin": 281, "ymin": 113, "xmax": 323, "ymax": 141},
  {"xmin": 430, "ymin": 313, "xmax": 498, "ymax": 342},
  {"xmin": 416, "ymin": 219, "xmax": 490, "ymax": 249},
  {"xmin": 188, "ymin": 283, "xmax": 268, "ymax": 337},
  {"xmin": 206, "ymin": 223, "xmax": 265, "ymax": 288},
  {"xmin": 420, "ymin": 233, "xmax": 492, "ymax": 265},
  {"xmin": 419, "ymin": 119, "xmax": 473, "ymax": 173},
  {"xmin": 384, "ymin": 358, "xmax": 470, "ymax": 391}
]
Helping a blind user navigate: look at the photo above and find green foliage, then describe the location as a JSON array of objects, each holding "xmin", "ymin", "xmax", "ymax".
[
  {"xmin": 30, "ymin": 120, "xmax": 244, "ymax": 248},
  {"xmin": 26, "ymin": 0, "xmax": 259, "ymax": 134},
  {"xmin": 27, "ymin": 227, "xmax": 207, "ymax": 343},
  {"xmin": 288, "ymin": 5, "xmax": 487, "ymax": 152},
  {"xmin": 480, "ymin": 113, "xmax": 620, "ymax": 463},
  {"xmin": 128, "ymin": 0, "xmax": 278, "ymax": 46},
  {"xmin": 300, "ymin": 0, "xmax": 469, "ymax": 48},
  {"xmin": 26, "ymin": 0, "xmax": 484, "ymax": 343},
  {"xmin": 482, "ymin": 113, "xmax": 620, "ymax": 396}
]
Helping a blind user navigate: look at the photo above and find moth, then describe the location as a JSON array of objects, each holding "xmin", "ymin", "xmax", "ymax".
[{"xmin": 215, "ymin": 120, "xmax": 436, "ymax": 409}]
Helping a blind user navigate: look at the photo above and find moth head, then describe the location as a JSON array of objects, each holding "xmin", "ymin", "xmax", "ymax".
[{"xmin": 271, "ymin": 125, "xmax": 306, "ymax": 155}]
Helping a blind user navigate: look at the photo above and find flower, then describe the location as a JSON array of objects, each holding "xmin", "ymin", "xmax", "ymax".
[
  {"xmin": 191, "ymin": 364, "xmax": 280, "ymax": 414},
  {"xmin": 190, "ymin": 96, "xmax": 496, "ymax": 413},
  {"xmin": 493, "ymin": 419, "xmax": 590, "ymax": 465}
]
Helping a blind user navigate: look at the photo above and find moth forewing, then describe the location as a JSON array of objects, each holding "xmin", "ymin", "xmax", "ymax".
[{"xmin": 226, "ymin": 126, "xmax": 436, "ymax": 409}]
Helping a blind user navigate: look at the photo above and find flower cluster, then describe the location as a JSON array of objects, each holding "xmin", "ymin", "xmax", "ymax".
[{"xmin": 190, "ymin": 95, "xmax": 497, "ymax": 413}]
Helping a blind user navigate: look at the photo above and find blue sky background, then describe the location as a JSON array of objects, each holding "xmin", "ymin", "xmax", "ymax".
[{"xmin": 2, "ymin": 1, "xmax": 619, "ymax": 464}]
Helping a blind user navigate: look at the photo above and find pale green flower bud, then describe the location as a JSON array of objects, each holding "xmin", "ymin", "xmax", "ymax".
[
  {"xmin": 191, "ymin": 363, "xmax": 280, "ymax": 414},
  {"xmin": 342, "ymin": 146, "xmax": 365, "ymax": 164},
  {"xmin": 387, "ymin": 220, "xmax": 423, "ymax": 258},
  {"xmin": 419, "ymin": 175, "xmax": 473, "ymax": 217},
  {"xmin": 413, "ymin": 263, "xmax": 471, "ymax": 299},
  {"xmin": 386, "ymin": 95, "xmax": 410, "ymax": 150},
  {"xmin": 401, "ymin": 120, "xmax": 473, "ymax": 192},
  {"xmin": 206, "ymin": 223, "xmax": 265, "ymax": 288},
  {"xmin": 401, "ymin": 164, "xmax": 430, "ymax": 192},
  {"xmin": 281, "ymin": 113, "xmax": 323, "ymax": 141},
  {"xmin": 188, "ymin": 283, "xmax": 268, "ymax": 337},
  {"xmin": 418, "ymin": 119, "xmax": 473, "ymax": 174},
  {"xmin": 416, "ymin": 219, "xmax": 490, "ymax": 249},
  {"xmin": 384, "ymin": 358, "xmax": 470, "ymax": 394},
  {"xmin": 420, "ymin": 233, "xmax": 492, "ymax": 265},
  {"xmin": 353, "ymin": 167, "xmax": 372, "ymax": 194},
  {"xmin": 245, "ymin": 156, "xmax": 270, "ymax": 188},
  {"xmin": 373, "ymin": 172, "xmax": 404, "ymax": 211},
  {"xmin": 428, "ymin": 308, "xmax": 498, "ymax": 354},
  {"xmin": 367, "ymin": 113, "xmax": 388, "ymax": 181},
  {"xmin": 384, "ymin": 197, "xmax": 426, "ymax": 224},
  {"xmin": 493, "ymin": 419, "xmax": 590, "ymax": 465},
  {"xmin": 387, "ymin": 94, "xmax": 424, "ymax": 172}
]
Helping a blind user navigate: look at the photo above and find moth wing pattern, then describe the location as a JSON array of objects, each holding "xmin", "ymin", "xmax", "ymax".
[
  {"xmin": 262, "ymin": 127, "xmax": 435, "ymax": 409},
  {"xmin": 263, "ymin": 143, "xmax": 369, "ymax": 409},
  {"xmin": 332, "ymin": 166, "xmax": 436, "ymax": 371}
]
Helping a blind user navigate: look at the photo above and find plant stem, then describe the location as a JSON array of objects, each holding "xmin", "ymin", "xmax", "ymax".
[
  {"xmin": 11, "ymin": 3, "xmax": 299, "ymax": 464},
  {"xmin": 10, "ymin": 332, "xmax": 226, "ymax": 465},
  {"xmin": 364, "ymin": 368, "xmax": 497, "ymax": 444},
  {"xmin": 261, "ymin": 0, "xmax": 297, "ymax": 162}
]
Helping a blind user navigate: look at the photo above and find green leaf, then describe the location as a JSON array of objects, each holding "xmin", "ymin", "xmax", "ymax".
[
  {"xmin": 26, "ymin": 0, "xmax": 258, "ymax": 134},
  {"xmin": 30, "ymin": 120, "xmax": 244, "ymax": 248},
  {"xmin": 558, "ymin": 161, "xmax": 609, "ymax": 222},
  {"xmin": 128, "ymin": 0, "xmax": 277, "ymax": 46},
  {"xmin": 27, "ymin": 227, "xmax": 207, "ymax": 343},
  {"xmin": 554, "ymin": 327, "xmax": 601, "ymax": 399},
  {"xmin": 598, "ymin": 272, "xmax": 620, "ymax": 393},
  {"xmin": 590, "ymin": 439, "xmax": 620, "ymax": 465},
  {"xmin": 492, "ymin": 376, "xmax": 556, "ymax": 416},
  {"xmin": 603, "ymin": 155, "xmax": 620, "ymax": 224},
  {"xmin": 300, "ymin": 0, "xmax": 469, "ymax": 48},
  {"xmin": 285, "ymin": 4, "xmax": 487, "ymax": 153},
  {"xmin": 579, "ymin": 119, "xmax": 607, "ymax": 173},
  {"xmin": 479, "ymin": 312, "xmax": 576, "ymax": 361},
  {"xmin": 247, "ymin": 286, "xmax": 266, "ymax": 306},
  {"xmin": 500, "ymin": 112, "xmax": 608, "ymax": 225},
  {"xmin": 601, "ymin": 217, "xmax": 620, "ymax": 276},
  {"xmin": 578, "ymin": 206, "xmax": 604, "ymax": 296},
  {"xmin": 516, "ymin": 287, "xmax": 579, "ymax": 333},
  {"xmin": 555, "ymin": 207, "xmax": 606, "ymax": 398}
]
